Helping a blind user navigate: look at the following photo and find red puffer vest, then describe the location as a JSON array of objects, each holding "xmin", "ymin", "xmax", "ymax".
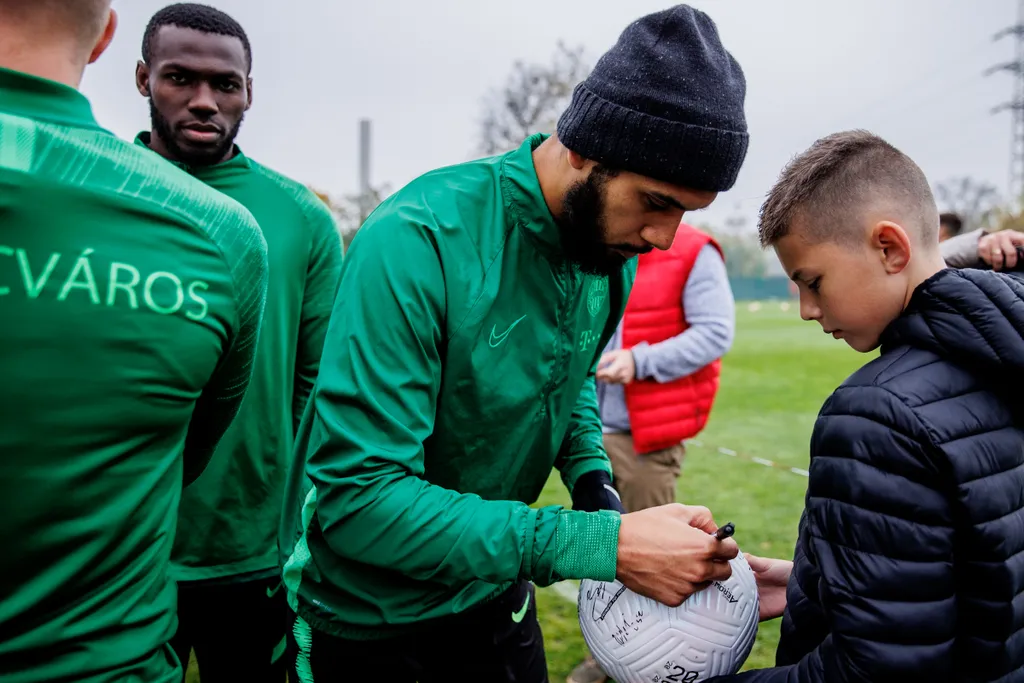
[{"xmin": 622, "ymin": 223, "xmax": 723, "ymax": 454}]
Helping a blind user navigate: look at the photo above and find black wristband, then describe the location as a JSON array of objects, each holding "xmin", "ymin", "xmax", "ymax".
[{"xmin": 571, "ymin": 469, "xmax": 626, "ymax": 514}]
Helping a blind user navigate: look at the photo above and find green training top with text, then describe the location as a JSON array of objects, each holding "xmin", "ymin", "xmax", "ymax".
[
  {"xmin": 279, "ymin": 134, "xmax": 635, "ymax": 640},
  {"xmin": 0, "ymin": 68, "xmax": 268, "ymax": 683},
  {"xmin": 134, "ymin": 133, "xmax": 344, "ymax": 583}
]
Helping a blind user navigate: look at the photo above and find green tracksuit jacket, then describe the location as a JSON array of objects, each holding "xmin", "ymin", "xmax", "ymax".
[
  {"xmin": 280, "ymin": 134, "xmax": 635, "ymax": 639},
  {"xmin": 134, "ymin": 134, "xmax": 344, "ymax": 584},
  {"xmin": 0, "ymin": 68, "xmax": 268, "ymax": 682}
]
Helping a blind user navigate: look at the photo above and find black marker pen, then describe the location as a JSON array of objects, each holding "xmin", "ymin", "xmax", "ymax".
[{"xmin": 714, "ymin": 522, "xmax": 735, "ymax": 541}]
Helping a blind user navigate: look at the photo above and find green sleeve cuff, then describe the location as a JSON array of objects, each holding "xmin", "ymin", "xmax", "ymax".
[{"xmin": 551, "ymin": 509, "xmax": 620, "ymax": 582}]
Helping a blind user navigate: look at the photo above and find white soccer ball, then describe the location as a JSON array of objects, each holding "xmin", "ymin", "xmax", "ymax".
[{"xmin": 578, "ymin": 554, "xmax": 759, "ymax": 683}]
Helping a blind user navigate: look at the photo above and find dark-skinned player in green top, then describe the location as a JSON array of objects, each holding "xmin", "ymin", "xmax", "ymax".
[
  {"xmin": 133, "ymin": 5, "xmax": 343, "ymax": 682},
  {"xmin": 0, "ymin": 1, "xmax": 269, "ymax": 682}
]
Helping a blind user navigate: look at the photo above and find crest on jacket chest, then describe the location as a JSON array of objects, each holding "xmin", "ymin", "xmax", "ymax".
[{"xmin": 587, "ymin": 278, "xmax": 608, "ymax": 316}]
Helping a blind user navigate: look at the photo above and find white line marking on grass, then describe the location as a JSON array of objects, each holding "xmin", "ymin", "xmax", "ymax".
[{"xmin": 692, "ymin": 441, "xmax": 810, "ymax": 480}]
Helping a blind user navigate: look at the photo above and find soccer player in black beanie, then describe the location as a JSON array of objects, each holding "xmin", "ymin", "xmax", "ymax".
[
  {"xmin": 551, "ymin": 4, "xmax": 748, "ymax": 279},
  {"xmin": 563, "ymin": 8, "xmax": 747, "ymax": 680},
  {"xmin": 278, "ymin": 6, "xmax": 749, "ymax": 682}
]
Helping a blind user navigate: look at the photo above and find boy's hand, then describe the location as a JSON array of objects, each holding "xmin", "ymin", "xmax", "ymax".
[
  {"xmin": 978, "ymin": 230, "xmax": 1024, "ymax": 271},
  {"xmin": 745, "ymin": 553, "xmax": 792, "ymax": 621},
  {"xmin": 597, "ymin": 349, "xmax": 636, "ymax": 385},
  {"xmin": 616, "ymin": 504, "xmax": 739, "ymax": 607}
]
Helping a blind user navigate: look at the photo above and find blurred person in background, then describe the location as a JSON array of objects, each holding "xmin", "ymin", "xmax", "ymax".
[
  {"xmin": 938, "ymin": 212, "xmax": 962, "ymax": 242},
  {"xmin": 942, "ymin": 224, "xmax": 1024, "ymax": 271}
]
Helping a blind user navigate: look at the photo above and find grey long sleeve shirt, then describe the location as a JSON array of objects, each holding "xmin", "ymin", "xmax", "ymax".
[{"xmin": 941, "ymin": 228, "xmax": 984, "ymax": 268}]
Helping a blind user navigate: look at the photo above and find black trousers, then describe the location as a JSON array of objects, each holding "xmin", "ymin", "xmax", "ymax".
[
  {"xmin": 286, "ymin": 579, "xmax": 549, "ymax": 682},
  {"xmin": 171, "ymin": 575, "xmax": 288, "ymax": 683}
]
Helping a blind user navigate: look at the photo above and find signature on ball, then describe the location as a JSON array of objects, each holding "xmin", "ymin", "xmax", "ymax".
[{"xmin": 586, "ymin": 582, "xmax": 628, "ymax": 622}]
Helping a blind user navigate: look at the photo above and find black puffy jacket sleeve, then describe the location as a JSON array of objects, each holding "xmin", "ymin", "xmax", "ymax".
[{"xmin": 716, "ymin": 383, "xmax": 957, "ymax": 683}]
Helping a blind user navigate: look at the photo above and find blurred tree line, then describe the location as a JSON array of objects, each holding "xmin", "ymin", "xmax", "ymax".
[
  {"xmin": 309, "ymin": 41, "xmax": 591, "ymax": 249},
  {"xmin": 311, "ymin": 184, "xmax": 390, "ymax": 250},
  {"xmin": 932, "ymin": 176, "xmax": 1024, "ymax": 233},
  {"xmin": 476, "ymin": 41, "xmax": 590, "ymax": 156}
]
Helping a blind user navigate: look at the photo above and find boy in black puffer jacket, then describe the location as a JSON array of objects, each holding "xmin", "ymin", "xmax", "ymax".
[{"xmin": 713, "ymin": 130, "xmax": 1024, "ymax": 683}]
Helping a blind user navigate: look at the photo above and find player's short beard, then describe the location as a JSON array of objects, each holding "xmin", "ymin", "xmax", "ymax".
[
  {"xmin": 149, "ymin": 99, "xmax": 243, "ymax": 167},
  {"xmin": 557, "ymin": 165, "xmax": 630, "ymax": 277}
]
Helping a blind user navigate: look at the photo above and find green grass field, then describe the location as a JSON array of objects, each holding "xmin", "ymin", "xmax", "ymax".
[{"xmin": 185, "ymin": 301, "xmax": 867, "ymax": 682}]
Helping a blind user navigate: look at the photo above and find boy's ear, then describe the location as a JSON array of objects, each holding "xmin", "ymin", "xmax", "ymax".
[{"xmin": 872, "ymin": 221, "xmax": 912, "ymax": 275}]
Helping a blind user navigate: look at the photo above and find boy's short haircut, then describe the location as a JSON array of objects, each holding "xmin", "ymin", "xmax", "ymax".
[
  {"xmin": 0, "ymin": 0, "xmax": 111, "ymax": 45},
  {"xmin": 939, "ymin": 212, "xmax": 964, "ymax": 236},
  {"xmin": 758, "ymin": 129, "xmax": 939, "ymax": 248}
]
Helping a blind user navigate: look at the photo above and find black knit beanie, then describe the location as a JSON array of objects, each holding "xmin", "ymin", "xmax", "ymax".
[{"xmin": 556, "ymin": 5, "xmax": 748, "ymax": 192}]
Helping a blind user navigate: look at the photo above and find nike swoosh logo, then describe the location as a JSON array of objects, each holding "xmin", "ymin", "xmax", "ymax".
[
  {"xmin": 511, "ymin": 591, "xmax": 531, "ymax": 623},
  {"xmin": 489, "ymin": 314, "xmax": 527, "ymax": 348},
  {"xmin": 604, "ymin": 484, "xmax": 621, "ymax": 503}
]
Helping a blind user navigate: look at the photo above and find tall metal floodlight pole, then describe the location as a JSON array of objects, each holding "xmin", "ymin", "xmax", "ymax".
[
  {"xmin": 358, "ymin": 118, "xmax": 372, "ymax": 224},
  {"xmin": 986, "ymin": 0, "xmax": 1024, "ymax": 209}
]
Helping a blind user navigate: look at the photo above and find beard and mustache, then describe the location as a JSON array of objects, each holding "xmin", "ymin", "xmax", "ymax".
[
  {"xmin": 149, "ymin": 99, "xmax": 243, "ymax": 168},
  {"xmin": 557, "ymin": 165, "xmax": 649, "ymax": 277}
]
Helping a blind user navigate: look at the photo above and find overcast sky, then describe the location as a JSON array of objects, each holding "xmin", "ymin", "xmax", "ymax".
[{"xmin": 83, "ymin": 0, "xmax": 1018, "ymax": 231}]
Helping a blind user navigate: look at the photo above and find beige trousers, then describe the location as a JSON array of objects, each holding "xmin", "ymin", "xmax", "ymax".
[{"xmin": 603, "ymin": 433, "xmax": 685, "ymax": 513}]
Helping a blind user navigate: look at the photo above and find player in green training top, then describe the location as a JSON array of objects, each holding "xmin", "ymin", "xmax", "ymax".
[
  {"xmin": 0, "ymin": 2, "xmax": 269, "ymax": 683},
  {"xmin": 133, "ymin": 5, "xmax": 344, "ymax": 682},
  {"xmin": 278, "ymin": 6, "xmax": 747, "ymax": 681}
]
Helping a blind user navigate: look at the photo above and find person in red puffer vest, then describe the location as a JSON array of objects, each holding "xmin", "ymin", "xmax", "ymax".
[{"xmin": 595, "ymin": 221, "xmax": 735, "ymax": 512}]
